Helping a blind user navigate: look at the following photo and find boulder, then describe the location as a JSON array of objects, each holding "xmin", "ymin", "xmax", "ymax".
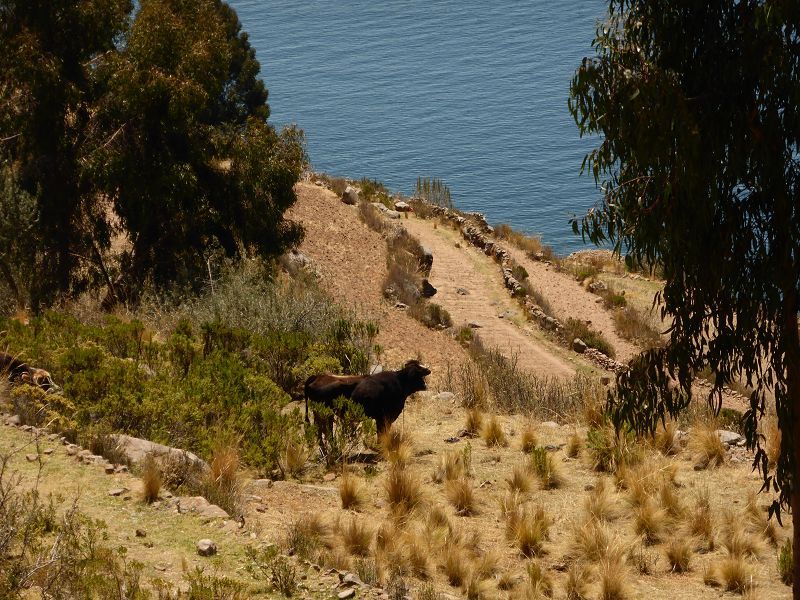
[
  {"xmin": 385, "ymin": 210, "xmax": 401, "ymax": 220},
  {"xmin": 342, "ymin": 186, "xmax": 359, "ymax": 205},
  {"xmin": 572, "ymin": 338, "xmax": 588, "ymax": 354},
  {"xmin": 716, "ymin": 430, "xmax": 744, "ymax": 446},
  {"xmin": 394, "ymin": 201, "xmax": 411, "ymax": 212},
  {"xmin": 111, "ymin": 434, "xmax": 208, "ymax": 472},
  {"xmin": 587, "ymin": 280, "xmax": 608, "ymax": 294},
  {"xmin": 420, "ymin": 247, "xmax": 434, "ymax": 273},
  {"xmin": 177, "ymin": 496, "xmax": 230, "ymax": 521},
  {"xmin": 196, "ymin": 539, "xmax": 217, "ymax": 557},
  {"xmin": 421, "ymin": 279, "xmax": 437, "ymax": 298}
]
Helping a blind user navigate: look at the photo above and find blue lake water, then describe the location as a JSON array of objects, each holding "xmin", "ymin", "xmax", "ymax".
[{"xmin": 228, "ymin": 1, "xmax": 607, "ymax": 254}]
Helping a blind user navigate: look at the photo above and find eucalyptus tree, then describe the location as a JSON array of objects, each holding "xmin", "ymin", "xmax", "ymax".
[{"xmin": 570, "ymin": 1, "xmax": 800, "ymax": 591}]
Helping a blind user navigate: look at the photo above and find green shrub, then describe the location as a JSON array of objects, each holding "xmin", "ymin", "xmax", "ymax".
[
  {"xmin": 409, "ymin": 302, "xmax": 452, "ymax": 329},
  {"xmin": 511, "ymin": 264, "xmax": 529, "ymax": 282},
  {"xmin": 612, "ymin": 306, "xmax": 661, "ymax": 348},
  {"xmin": 718, "ymin": 407, "xmax": 744, "ymax": 435},
  {"xmin": 586, "ymin": 423, "xmax": 642, "ymax": 473},
  {"xmin": 778, "ymin": 539, "xmax": 792, "ymax": 586},
  {"xmin": 315, "ymin": 396, "xmax": 375, "ymax": 467},
  {"xmin": 573, "ymin": 264, "xmax": 600, "ymax": 283},
  {"xmin": 414, "ymin": 177, "xmax": 454, "ymax": 210},
  {"xmin": 359, "ymin": 177, "xmax": 392, "ymax": 206},
  {"xmin": 562, "ymin": 318, "xmax": 616, "ymax": 358}
]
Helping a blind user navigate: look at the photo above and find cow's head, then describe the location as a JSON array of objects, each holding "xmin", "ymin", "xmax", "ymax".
[
  {"xmin": 22, "ymin": 368, "xmax": 60, "ymax": 394},
  {"xmin": 400, "ymin": 359, "xmax": 431, "ymax": 393}
]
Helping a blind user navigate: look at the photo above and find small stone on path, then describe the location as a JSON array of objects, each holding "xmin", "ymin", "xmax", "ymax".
[
  {"xmin": 322, "ymin": 473, "xmax": 337, "ymax": 482},
  {"xmin": 104, "ymin": 465, "xmax": 115, "ymax": 474},
  {"xmin": 43, "ymin": 448, "xmax": 54, "ymax": 455},
  {"xmin": 197, "ymin": 539, "xmax": 217, "ymax": 557},
  {"xmin": 338, "ymin": 589, "xmax": 355, "ymax": 600},
  {"xmin": 108, "ymin": 488, "xmax": 128, "ymax": 497},
  {"xmin": 136, "ymin": 529, "xmax": 147, "ymax": 538},
  {"xmin": 25, "ymin": 454, "xmax": 38, "ymax": 462}
]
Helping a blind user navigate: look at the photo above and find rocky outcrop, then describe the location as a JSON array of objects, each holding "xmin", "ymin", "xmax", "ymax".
[
  {"xmin": 111, "ymin": 434, "xmax": 208, "ymax": 472},
  {"xmin": 342, "ymin": 186, "xmax": 359, "ymax": 205}
]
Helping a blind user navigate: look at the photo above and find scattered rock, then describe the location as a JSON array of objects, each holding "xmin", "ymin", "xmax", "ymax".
[
  {"xmin": 177, "ymin": 496, "xmax": 230, "ymax": 521},
  {"xmin": 66, "ymin": 445, "xmax": 79, "ymax": 456},
  {"xmin": 572, "ymin": 338, "xmax": 588, "ymax": 354},
  {"xmin": 322, "ymin": 473, "xmax": 337, "ymax": 482},
  {"xmin": 584, "ymin": 484, "xmax": 595, "ymax": 491},
  {"xmin": 587, "ymin": 280, "xmax": 608, "ymax": 294},
  {"xmin": 253, "ymin": 478, "xmax": 274, "ymax": 489},
  {"xmin": 414, "ymin": 449, "xmax": 435, "ymax": 457},
  {"xmin": 421, "ymin": 279, "xmax": 437, "ymax": 298},
  {"xmin": 394, "ymin": 201, "xmax": 411, "ymax": 212},
  {"xmin": 25, "ymin": 454, "xmax": 38, "ymax": 462},
  {"xmin": 717, "ymin": 430, "xmax": 744, "ymax": 446},
  {"xmin": 111, "ymin": 434, "xmax": 208, "ymax": 472},
  {"xmin": 136, "ymin": 529, "xmax": 147, "ymax": 538},
  {"xmin": 108, "ymin": 488, "xmax": 128, "ymax": 497},
  {"xmin": 468, "ymin": 321, "xmax": 482, "ymax": 329},
  {"xmin": 385, "ymin": 210, "xmax": 401, "ymax": 220},
  {"xmin": 342, "ymin": 186, "xmax": 359, "ymax": 205},
  {"xmin": 456, "ymin": 287, "xmax": 469, "ymax": 295},
  {"xmin": 394, "ymin": 302, "xmax": 408, "ymax": 310},
  {"xmin": 6, "ymin": 415, "xmax": 20, "ymax": 426},
  {"xmin": 43, "ymin": 448, "xmax": 54, "ymax": 455},
  {"xmin": 444, "ymin": 437, "xmax": 461, "ymax": 444},
  {"xmin": 341, "ymin": 573, "xmax": 362, "ymax": 586},
  {"xmin": 115, "ymin": 465, "xmax": 129, "ymax": 474},
  {"xmin": 154, "ymin": 563, "xmax": 169, "ymax": 572},
  {"xmin": 196, "ymin": 539, "xmax": 217, "ymax": 557},
  {"xmin": 338, "ymin": 589, "xmax": 355, "ymax": 599},
  {"xmin": 104, "ymin": 465, "xmax": 116, "ymax": 475}
]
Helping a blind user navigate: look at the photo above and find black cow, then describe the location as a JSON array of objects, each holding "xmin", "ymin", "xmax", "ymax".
[
  {"xmin": 304, "ymin": 373, "xmax": 368, "ymax": 442},
  {"xmin": 0, "ymin": 352, "xmax": 60, "ymax": 393},
  {"xmin": 350, "ymin": 360, "xmax": 431, "ymax": 435}
]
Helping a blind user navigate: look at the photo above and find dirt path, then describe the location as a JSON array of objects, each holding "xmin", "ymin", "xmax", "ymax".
[
  {"xmin": 288, "ymin": 183, "xmax": 469, "ymax": 379},
  {"xmin": 402, "ymin": 216, "xmax": 580, "ymax": 379},
  {"xmin": 502, "ymin": 246, "xmax": 641, "ymax": 363}
]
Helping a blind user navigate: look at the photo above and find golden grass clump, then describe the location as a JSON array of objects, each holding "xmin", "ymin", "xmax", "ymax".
[
  {"xmin": 597, "ymin": 554, "xmax": 629, "ymax": 600},
  {"xmin": 405, "ymin": 530, "xmax": 432, "ymax": 579},
  {"xmin": 658, "ymin": 478, "xmax": 685, "ymax": 520},
  {"xmin": 379, "ymin": 427, "xmax": 414, "ymax": 467},
  {"xmin": 665, "ymin": 537, "xmax": 692, "ymax": 573},
  {"xmin": 511, "ymin": 505, "xmax": 550, "ymax": 558},
  {"xmin": 426, "ymin": 504, "xmax": 451, "ymax": 532},
  {"xmin": 689, "ymin": 422, "xmax": 726, "ymax": 469},
  {"xmin": 433, "ymin": 448, "xmax": 470, "ymax": 483},
  {"xmin": 384, "ymin": 465, "xmax": 423, "ymax": 516},
  {"xmin": 339, "ymin": 473, "xmax": 365, "ymax": 510},
  {"xmin": 628, "ymin": 541, "xmax": 658, "ymax": 575},
  {"xmin": 441, "ymin": 543, "xmax": 470, "ymax": 587},
  {"xmin": 446, "ymin": 477, "xmax": 477, "ymax": 516},
  {"xmin": 653, "ymin": 421, "xmax": 680, "ymax": 455},
  {"xmin": 482, "ymin": 415, "xmax": 508, "ymax": 447},
  {"xmin": 497, "ymin": 571, "xmax": 517, "ymax": 591},
  {"xmin": 583, "ymin": 478, "xmax": 620, "ymax": 522},
  {"xmin": 686, "ymin": 487, "xmax": 715, "ymax": 550},
  {"xmin": 566, "ymin": 431, "xmax": 582, "ymax": 458},
  {"xmin": 521, "ymin": 561, "xmax": 553, "ymax": 598},
  {"xmin": 286, "ymin": 513, "xmax": 333, "ymax": 559},
  {"xmin": 319, "ymin": 547, "xmax": 352, "ymax": 571},
  {"xmin": 472, "ymin": 550, "xmax": 499, "ymax": 580},
  {"xmin": 616, "ymin": 457, "xmax": 676, "ymax": 508},
  {"xmin": 529, "ymin": 447, "xmax": 562, "ymax": 490},
  {"xmin": 506, "ymin": 463, "xmax": 534, "ymax": 494},
  {"xmin": 279, "ymin": 438, "xmax": 309, "ymax": 477},
  {"xmin": 634, "ymin": 497, "xmax": 667, "ymax": 545},
  {"xmin": 569, "ymin": 518, "xmax": 613, "ymax": 562},
  {"xmin": 716, "ymin": 556, "xmax": 754, "ymax": 593},
  {"xmin": 565, "ymin": 562, "xmax": 591, "ymax": 600},
  {"xmin": 520, "ymin": 423, "xmax": 538, "ymax": 453},
  {"xmin": 341, "ymin": 517, "xmax": 373, "ymax": 556},
  {"xmin": 722, "ymin": 522, "xmax": 764, "ymax": 558},
  {"xmin": 462, "ymin": 572, "xmax": 491, "ymax": 600},
  {"xmin": 465, "ymin": 408, "xmax": 484, "ymax": 437},
  {"xmin": 141, "ymin": 454, "xmax": 161, "ymax": 504},
  {"xmin": 744, "ymin": 490, "xmax": 779, "ymax": 546}
]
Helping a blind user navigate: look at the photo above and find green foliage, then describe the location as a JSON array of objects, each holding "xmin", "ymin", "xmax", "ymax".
[
  {"xmin": 586, "ymin": 423, "xmax": 642, "ymax": 473},
  {"xmin": 562, "ymin": 318, "xmax": 616, "ymax": 358},
  {"xmin": 511, "ymin": 264, "xmax": 529, "ymax": 282},
  {"xmin": 183, "ymin": 567, "xmax": 248, "ymax": 599},
  {"xmin": 359, "ymin": 178, "xmax": 392, "ymax": 207},
  {"xmin": 570, "ymin": 0, "xmax": 800, "ymax": 529},
  {"xmin": 409, "ymin": 302, "xmax": 453, "ymax": 329},
  {"xmin": 414, "ymin": 177, "xmax": 454, "ymax": 210},
  {"xmin": 779, "ymin": 539, "xmax": 793, "ymax": 586},
  {"xmin": 612, "ymin": 306, "xmax": 661, "ymax": 348},
  {"xmin": 246, "ymin": 545, "xmax": 297, "ymax": 597},
  {"xmin": 315, "ymin": 396, "xmax": 376, "ymax": 467}
]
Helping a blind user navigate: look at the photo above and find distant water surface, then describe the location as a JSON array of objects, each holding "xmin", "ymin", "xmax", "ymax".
[{"xmin": 228, "ymin": 1, "xmax": 607, "ymax": 254}]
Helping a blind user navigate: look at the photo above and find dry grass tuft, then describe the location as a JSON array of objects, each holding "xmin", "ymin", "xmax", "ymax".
[
  {"xmin": 384, "ymin": 466, "xmax": 423, "ymax": 516},
  {"xmin": 529, "ymin": 447, "xmax": 562, "ymax": 489},
  {"xmin": 690, "ymin": 422, "xmax": 726, "ymax": 469},
  {"xmin": 511, "ymin": 505, "xmax": 550, "ymax": 558},
  {"xmin": 406, "ymin": 531, "xmax": 432, "ymax": 579},
  {"xmin": 566, "ymin": 431, "xmax": 582, "ymax": 458},
  {"xmin": 446, "ymin": 477, "xmax": 477, "ymax": 516},
  {"xmin": 497, "ymin": 571, "xmax": 517, "ymax": 591},
  {"xmin": 482, "ymin": 415, "xmax": 508, "ymax": 447},
  {"xmin": 583, "ymin": 478, "xmax": 620, "ymax": 522},
  {"xmin": 745, "ymin": 490, "xmax": 779, "ymax": 546},
  {"xmin": 426, "ymin": 504, "xmax": 452, "ymax": 532},
  {"xmin": 722, "ymin": 510, "xmax": 765, "ymax": 558},
  {"xmin": 520, "ymin": 424, "xmax": 538, "ymax": 453},
  {"xmin": 634, "ymin": 497, "xmax": 667, "ymax": 545},
  {"xmin": 280, "ymin": 438, "xmax": 310, "ymax": 477},
  {"xmin": 629, "ymin": 541, "xmax": 659, "ymax": 575},
  {"xmin": 472, "ymin": 550, "xmax": 499, "ymax": 580},
  {"xmin": 717, "ymin": 556, "xmax": 754, "ymax": 593},
  {"xmin": 654, "ymin": 421, "xmax": 680, "ymax": 455},
  {"xmin": 506, "ymin": 463, "xmax": 534, "ymax": 495},
  {"xmin": 141, "ymin": 454, "xmax": 161, "ymax": 504},
  {"xmin": 319, "ymin": 547, "xmax": 352, "ymax": 571},
  {"xmin": 341, "ymin": 517, "xmax": 373, "ymax": 556},
  {"xmin": 665, "ymin": 537, "xmax": 692, "ymax": 573},
  {"xmin": 522, "ymin": 561, "xmax": 553, "ymax": 599},
  {"xmin": 199, "ymin": 441, "xmax": 244, "ymax": 516},
  {"xmin": 286, "ymin": 513, "xmax": 332, "ymax": 559},
  {"xmin": 570, "ymin": 518, "xmax": 613, "ymax": 562},
  {"xmin": 380, "ymin": 427, "xmax": 414, "ymax": 467},
  {"xmin": 340, "ymin": 473, "xmax": 365, "ymax": 511},
  {"xmin": 465, "ymin": 408, "xmax": 484, "ymax": 437},
  {"xmin": 433, "ymin": 448, "xmax": 470, "ymax": 483},
  {"xmin": 658, "ymin": 479, "xmax": 685, "ymax": 520},
  {"xmin": 441, "ymin": 543, "xmax": 470, "ymax": 587},
  {"xmin": 565, "ymin": 562, "xmax": 591, "ymax": 600},
  {"xmin": 597, "ymin": 554, "xmax": 629, "ymax": 600},
  {"xmin": 687, "ymin": 487, "xmax": 715, "ymax": 550},
  {"xmin": 462, "ymin": 572, "xmax": 491, "ymax": 600}
]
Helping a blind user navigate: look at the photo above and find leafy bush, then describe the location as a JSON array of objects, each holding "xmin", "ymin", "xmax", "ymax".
[
  {"xmin": 562, "ymin": 317, "xmax": 616, "ymax": 358},
  {"xmin": 511, "ymin": 264, "xmax": 529, "ymax": 282}
]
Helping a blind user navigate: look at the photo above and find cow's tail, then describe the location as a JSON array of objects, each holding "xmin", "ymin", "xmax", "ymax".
[{"xmin": 303, "ymin": 375, "xmax": 317, "ymax": 425}]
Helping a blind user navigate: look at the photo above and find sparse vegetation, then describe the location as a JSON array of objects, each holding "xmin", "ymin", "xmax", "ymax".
[
  {"xmin": 665, "ymin": 537, "xmax": 692, "ymax": 573},
  {"xmin": 690, "ymin": 422, "xmax": 726, "ymax": 469},
  {"xmin": 520, "ymin": 423, "xmax": 538, "ymax": 453},
  {"xmin": 528, "ymin": 447, "xmax": 562, "ymax": 489},
  {"xmin": 778, "ymin": 539, "xmax": 793, "ymax": 586},
  {"xmin": 141, "ymin": 454, "xmax": 161, "ymax": 504},
  {"xmin": 507, "ymin": 463, "xmax": 534, "ymax": 494},
  {"xmin": 613, "ymin": 306, "xmax": 661, "ymax": 347},
  {"xmin": 446, "ymin": 477, "xmax": 477, "ymax": 516},
  {"xmin": 563, "ymin": 317, "xmax": 616, "ymax": 358},
  {"xmin": 384, "ymin": 465, "xmax": 423, "ymax": 517},
  {"xmin": 482, "ymin": 415, "xmax": 508, "ymax": 447},
  {"xmin": 340, "ymin": 473, "xmax": 366, "ymax": 510}
]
